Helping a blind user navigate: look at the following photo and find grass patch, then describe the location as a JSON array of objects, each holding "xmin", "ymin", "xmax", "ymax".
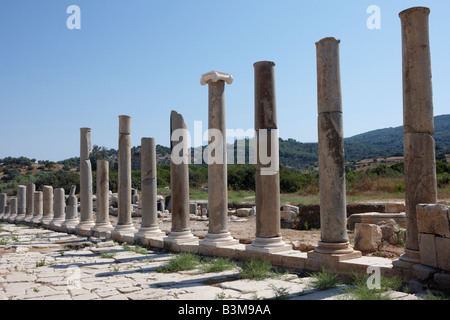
[
  {"xmin": 342, "ymin": 273, "xmax": 403, "ymax": 300},
  {"xmin": 200, "ymin": 257, "xmax": 236, "ymax": 273},
  {"xmin": 239, "ymin": 258, "xmax": 274, "ymax": 280},
  {"xmin": 158, "ymin": 253, "xmax": 201, "ymax": 273},
  {"xmin": 122, "ymin": 244, "xmax": 148, "ymax": 255},
  {"xmin": 308, "ymin": 268, "xmax": 342, "ymax": 290},
  {"xmin": 100, "ymin": 252, "xmax": 117, "ymax": 259}
]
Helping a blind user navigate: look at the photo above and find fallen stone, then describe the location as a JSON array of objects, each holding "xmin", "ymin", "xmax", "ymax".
[{"xmin": 354, "ymin": 223, "xmax": 382, "ymax": 252}]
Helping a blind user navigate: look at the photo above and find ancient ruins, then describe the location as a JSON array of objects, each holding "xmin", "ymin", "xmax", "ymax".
[{"xmin": 0, "ymin": 6, "xmax": 448, "ymax": 293}]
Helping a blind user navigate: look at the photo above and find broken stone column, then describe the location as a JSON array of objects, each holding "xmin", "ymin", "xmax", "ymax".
[
  {"xmin": 135, "ymin": 138, "xmax": 165, "ymax": 243},
  {"xmin": 23, "ymin": 183, "xmax": 35, "ymax": 223},
  {"xmin": 49, "ymin": 188, "xmax": 66, "ymax": 231},
  {"xmin": 395, "ymin": 7, "xmax": 437, "ymax": 268},
  {"xmin": 76, "ymin": 127, "xmax": 95, "ymax": 235},
  {"xmin": 91, "ymin": 160, "xmax": 113, "ymax": 236},
  {"xmin": 164, "ymin": 111, "xmax": 198, "ymax": 245},
  {"xmin": 61, "ymin": 185, "xmax": 79, "ymax": 233},
  {"xmin": 31, "ymin": 191, "xmax": 43, "ymax": 224},
  {"xmin": 0, "ymin": 193, "xmax": 7, "ymax": 220},
  {"xmin": 111, "ymin": 115, "xmax": 136, "ymax": 241},
  {"xmin": 200, "ymin": 71, "xmax": 238, "ymax": 248},
  {"xmin": 247, "ymin": 61, "xmax": 290, "ymax": 253},
  {"xmin": 15, "ymin": 185, "xmax": 26, "ymax": 222},
  {"xmin": 308, "ymin": 38, "xmax": 360, "ymax": 261},
  {"xmin": 40, "ymin": 185, "xmax": 54, "ymax": 227}
]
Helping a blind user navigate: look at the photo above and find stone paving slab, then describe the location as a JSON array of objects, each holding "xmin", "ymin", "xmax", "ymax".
[{"xmin": 0, "ymin": 223, "xmax": 424, "ymax": 301}]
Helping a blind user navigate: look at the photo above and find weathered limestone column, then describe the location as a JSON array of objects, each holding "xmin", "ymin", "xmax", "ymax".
[
  {"xmin": 0, "ymin": 193, "xmax": 7, "ymax": 220},
  {"xmin": 7, "ymin": 198, "xmax": 17, "ymax": 222},
  {"xmin": 49, "ymin": 188, "xmax": 66, "ymax": 231},
  {"xmin": 395, "ymin": 7, "xmax": 437, "ymax": 268},
  {"xmin": 135, "ymin": 138, "xmax": 165, "ymax": 244},
  {"xmin": 31, "ymin": 191, "xmax": 43, "ymax": 224},
  {"xmin": 247, "ymin": 61, "xmax": 291, "ymax": 253},
  {"xmin": 15, "ymin": 185, "xmax": 26, "ymax": 222},
  {"xmin": 308, "ymin": 38, "xmax": 360, "ymax": 260},
  {"xmin": 91, "ymin": 160, "xmax": 114, "ymax": 237},
  {"xmin": 40, "ymin": 185, "xmax": 54, "ymax": 227},
  {"xmin": 23, "ymin": 183, "xmax": 35, "ymax": 223},
  {"xmin": 200, "ymin": 71, "xmax": 239, "ymax": 248},
  {"xmin": 61, "ymin": 185, "xmax": 79, "ymax": 233},
  {"xmin": 76, "ymin": 128, "xmax": 95, "ymax": 235},
  {"xmin": 164, "ymin": 111, "xmax": 198, "ymax": 245},
  {"xmin": 111, "ymin": 115, "xmax": 136, "ymax": 241}
]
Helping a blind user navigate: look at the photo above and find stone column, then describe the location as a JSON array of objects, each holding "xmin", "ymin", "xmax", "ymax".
[
  {"xmin": 49, "ymin": 188, "xmax": 66, "ymax": 231},
  {"xmin": 61, "ymin": 185, "xmax": 79, "ymax": 233},
  {"xmin": 308, "ymin": 38, "xmax": 360, "ymax": 260},
  {"xmin": 76, "ymin": 128, "xmax": 95, "ymax": 235},
  {"xmin": 23, "ymin": 183, "xmax": 35, "ymax": 222},
  {"xmin": 111, "ymin": 115, "xmax": 136, "ymax": 241},
  {"xmin": 31, "ymin": 191, "xmax": 43, "ymax": 224},
  {"xmin": 40, "ymin": 185, "xmax": 54, "ymax": 227},
  {"xmin": 91, "ymin": 160, "xmax": 114, "ymax": 237},
  {"xmin": 0, "ymin": 193, "xmax": 7, "ymax": 220},
  {"xmin": 248, "ymin": 61, "xmax": 290, "ymax": 253},
  {"xmin": 135, "ymin": 138, "xmax": 165, "ymax": 244},
  {"xmin": 15, "ymin": 185, "xmax": 26, "ymax": 222},
  {"xmin": 396, "ymin": 7, "xmax": 437, "ymax": 267},
  {"xmin": 199, "ymin": 71, "xmax": 238, "ymax": 248},
  {"xmin": 164, "ymin": 111, "xmax": 198, "ymax": 245},
  {"xmin": 7, "ymin": 198, "xmax": 17, "ymax": 222}
]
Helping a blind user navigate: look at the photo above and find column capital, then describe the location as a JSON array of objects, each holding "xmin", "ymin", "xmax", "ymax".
[{"xmin": 201, "ymin": 71, "xmax": 233, "ymax": 86}]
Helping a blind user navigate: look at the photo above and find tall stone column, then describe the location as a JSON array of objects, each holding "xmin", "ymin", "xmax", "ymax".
[
  {"xmin": 61, "ymin": 185, "xmax": 79, "ymax": 233},
  {"xmin": 308, "ymin": 38, "xmax": 360, "ymax": 261},
  {"xmin": 41, "ymin": 185, "xmax": 54, "ymax": 227},
  {"xmin": 111, "ymin": 115, "xmax": 136, "ymax": 241},
  {"xmin": 31, "ymin": 191, "xmax": 43, "ymax": 225},
  {"xmin": 91, "ymin": 160, "xmax": 114, "ymax": 237},
  {"xmin": 23, "ymin": 183, "xmax": 35, "ymax": 222},
  {"xmin": 248, "ymin": 61, "xmax": 290, "ymax": 253},
  {"xmin": 50, "ymin": 188, "xmax": 66, "ymax": 231},
  {"xmin": 135, "ymin": 138, "xmax": 165, "ymax": 243},
  {"xmin": 164, "ymin": 111, "xmax": 198, "ymax": 245},
  {"xmin": 200, "ymin": 71, "xmax": 239, "ymax": 248},
  {"xmin": 76, "ymin": 128, "xmax": 95, "ymax": 235},
  {"xmin": 395, "ymin": 7, "xmax": 437, "ymax": 268},
  {"xmin": 15, "ymin": 185, "xmax": 26, "ymax": 222},
  {"xmin": 0, "ymin": 193, "xmax": 7, "ymax": 220}
]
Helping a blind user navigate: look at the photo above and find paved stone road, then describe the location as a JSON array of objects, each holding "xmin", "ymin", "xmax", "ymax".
[{"xmin": 0, "ymin": 223, "xmax": 421, "ymax": 301}]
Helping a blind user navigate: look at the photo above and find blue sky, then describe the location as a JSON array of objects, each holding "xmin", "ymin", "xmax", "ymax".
[{"xmin": 0, "ymin": 0, "xmax": 449, "ymax": 161}]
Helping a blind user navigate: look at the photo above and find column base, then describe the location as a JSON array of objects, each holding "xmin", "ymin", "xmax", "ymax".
[
  {"xmin": 246, "ymin": 236, "xmax": 292, "ymax": 253},
  {"xmin": 393, "ymin": 248, "xmax": 421, "ymax": 269},
  {"xmin": 307, "ymin": 241, "xmax": 361, "ymax": 261},
  {"xmin": 164, "ymin": 230, "xmax": 199, "ymax": 245},
  {"xmin": 135, "ymin": 227, "xmax": 166, "ymax": 239},
  {"xmin": 48, "ymin": 219, "xmax": 65, "ymax": 231},
  {"xmin": 40, "ymin": 215, "xmax": 54, "ymax": 227},
  {"xmin": 30, "ymin": 215, "xmax": 43, "ymax": 225},
  {"xmin": 111, "ymin": 224, "xmax": 136, "ymax": 242},
  {"xmin": 75, "ymin": 220, "xmax": 95, "ymax": 236},
  {"xmin": 13, "ymin": 215, "xmax": 26, "ymax": 223},
  {"xmin": 61, "ymin": 219, "xmax": 80, "ymax": 233},
  {"xmin": 23, "ymin": 215, "xmax": 33, "ymax": 223},
  {"xmin": 7, "ymin": 215, "xmax": 18, "ymax": 223},
  {"xmin": 199, "ymin": 232, "xmax": 240, "ymax": 248}
]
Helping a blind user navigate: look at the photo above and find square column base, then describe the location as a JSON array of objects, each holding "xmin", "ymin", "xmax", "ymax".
[
  {"xmin": 199, "ymin": 232, "xmax": 240, "ymax": 248},
  {"xmin": 246, "ymin": 237, "xmax": 292, "ymax": 254},
  {"xmin": 111, "ymin": 224, "xmax": 136, "ymax": 242}
]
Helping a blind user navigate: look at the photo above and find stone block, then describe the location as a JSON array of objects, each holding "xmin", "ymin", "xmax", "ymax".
[
  {"xmin": 433, "ymin": 272, "xmax": 450, "ymax": 291},
  {"xmin": 418, "ymin": 233, "xmax": 437, "ymax": 267},
  {"xmin": 354, "ymin": 223, "xmax": 382, "ymax": 252},
  {"xmin": 236, "ymin": 208, "xmax": 252, "ymax": 217},
  {"xmin": 416, "ymin": 204, "xmax": 450, "ymax": 238},
  {"xmin": 413, "ymin": 264, "xmax": 437, "ymax": 281},
  {"xmin": 435, "ymin": 236, "xmax": 450, "ymax": 272}
]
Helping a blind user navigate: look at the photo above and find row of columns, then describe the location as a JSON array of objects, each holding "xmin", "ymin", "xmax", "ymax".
[{"xmin": 0, "ymin": 7, "xmax": 436, "ymax": 269}]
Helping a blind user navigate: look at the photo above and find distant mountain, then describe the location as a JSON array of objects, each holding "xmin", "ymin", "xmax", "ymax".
[{"xmin": 279, "ymin": 114, "xmax": 450, "ymax": 170}]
